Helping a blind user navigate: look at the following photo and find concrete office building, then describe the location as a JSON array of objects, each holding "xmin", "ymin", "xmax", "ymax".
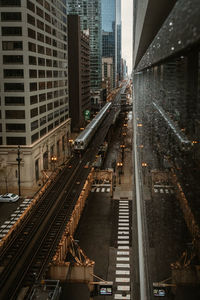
[
  {"xmin": 102, "ymin": 57, "xmax": 113, "ymax": 96},
  {"xmin": 67, "ymin": 0, "xmax": 102, "ymax": 105},
  {"xmin": 0, "ymin": 0, "xmax": 71, "ymax": 193},
  {"xmin": 68, "ymin": 15, "xmax": 90, "ymax": 132}
]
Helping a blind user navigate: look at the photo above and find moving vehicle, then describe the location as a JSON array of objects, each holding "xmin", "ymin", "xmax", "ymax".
[
  {"xmin": 74, "ymin": 102, "xmax": 112, "ymax": 151},
  {"xmin": 0, "ymin": 193, "xmax": 19, "ymax": 203}
]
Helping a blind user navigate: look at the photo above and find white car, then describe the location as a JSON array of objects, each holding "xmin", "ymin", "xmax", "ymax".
[{"xmin": 0, "ymin": 193, "xmax": 19, "ymax": 203}]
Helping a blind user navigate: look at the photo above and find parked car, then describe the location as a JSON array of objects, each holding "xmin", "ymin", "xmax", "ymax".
[{"xmin": 0, "ymin": 193, "xmax": 19, "ymax": 203}]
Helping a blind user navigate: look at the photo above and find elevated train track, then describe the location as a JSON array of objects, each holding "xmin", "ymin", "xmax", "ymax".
[{"xmin": 0, "ymin": 87, "xmax": 123, "ymax": 299}]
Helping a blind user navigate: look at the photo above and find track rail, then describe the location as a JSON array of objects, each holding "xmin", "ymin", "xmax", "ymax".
[{"xmin": 0, "ymin": 91, "xmax": 122, "ymax": 299}]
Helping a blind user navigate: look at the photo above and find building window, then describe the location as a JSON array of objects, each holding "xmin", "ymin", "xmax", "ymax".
[
  {"xmin": 37, "ymin": 32, "xmax": 44, "ymax": 42},
  {"xmin": 39, "ymin": 105, "xmax": 46, "ymax": 114},
  {"xmin": 1, "ymin": 12, "xmax": 22, "ymax": 21},
  {"xmin": 4, "ymin": 69, "xmax": 24, "ymax": 78},
  {"xmin": 31, "ymin": 120, "xmax": 38, "ymax": 131},
  {"xmin": 0, "ymin": 0, "xmax": 21, "ymax": 6},
  {"xmin": 29, "ymin": 69, "xmax": 37, "ymax": 78},
  {"xmin": 45, "ymin": 12, "xmax": 50, "ymax": 23},
  {"xmin": 54, "ymin": 110, "xmax": 59, "ymax": 118},
  {"xmin": 39, "ymin": 82, "xmax": 45, "ymax": 90},
  {"xmin": 47, "ymin": 103, "xmax": 52, "ymax": 110},
  {"xmin": 38, "ymin": 57, "xmax": 45, "ymax": 66},
  {"xmin": 32, "ymin": 132, "xmax": 39, "ymax": 143},
  {"xmin": 27, "ymin": 13, "xmax": 35, "ymax": 25},
  {"xmin": 45, "ymin": 24, "xmax": 51, "ymax": 34},
  {"xmin": 5, "ymin": 96, "xmax": 24, "ymax": 106},
  {"xmin": 36, "ymin": 0, "xmax": 43, "ymax": 5},
  {"xmin": 40, "ymin": 116, "xmax": 46, "ymax": 126},
  {"xmin": 46, "ymin": 70, "xmax": 52, "ymax": 77},
  {"xmin": 40, "ymin": 127, "xmax": 46, "ymax": 137},
  {"xmin": 46, "ymin": 59, "xmax": 52, "ymax": 67},
  {"xmin": 6, "ymin": 123, "xmax": 25, "ymax": 132},
  {"xmin": 47, "ymin": 92, "xmax": 52, "ymax": 100},
  {"xmin": 48, "ymin": 112, "xmax": 53, "ymax": 121},
  {"xmin": 36, "ymin": 6, "xmax": 43, "ymax": 18},
  {"xmin": 38, "ymin": 45, "xmax": 44, "ymax": 54},
  {"xmin": 38, "ymin": 70, "xmax": 45, "ymax": 78},
  {"xmin": 28, "ymin": 28, "xmax": 36, "ymax": 39},
  {"xmin": 30, "ymin": 82, "xmax": 37, "ymax": 91},
  {"xmin": 39, "ymin": 93, "xmax": 46, "ymax": 102},
  {"xmin": 48, "ymin": 123, "xmax": 53, "ymax": 131},
  {"xmin": 45, "ymin": 35, "xmax": 51, "ymax": 45},
  {"xmin": 47, "ymin": 81, "xmax": 52, "ymax": 89},
  {"xmin": 4, "ymin": 82, "xmax": 24, "ymax": 91},
  {"xmin": 46, "ymin": 47, "xmax": 51, "ymax": 56},
  {"xmin": 37, "ymin": 19, "xmax": 44, "ymax": 30},
  {"xmin": 2, "ymin": 27, "xmax": 22, "ymax": 36},
  {"xmin": 30, "ymin": 95, "xmax": 38, "ymax": 104},
  {"xmin": 27, "ymin": 0, "xmax": 35, "ymax": 12},
  {"xmin": 28, "ymin": 42, "xmax": 36, "ymax": 52},
  {"xmin": 5, "ymin": 110, "xmax": 25, "ymax": 119},
  {"xmin": 2, "ymin": 41, "xmax": 22, "ymax": 50},
  {"xmin": 31, "ymin": 107, "xmax": 38, "ymax": 117},
  {"xmin": 3, "ymin": 55, "xmax": 23, "ymax": 64},
  {"xmin": 7, "ymin": 136, "xmax": 26, "ymax": 145},
  {"xmin": 29, "ymin": 56, "xmax": 37, "ymax": 65}
]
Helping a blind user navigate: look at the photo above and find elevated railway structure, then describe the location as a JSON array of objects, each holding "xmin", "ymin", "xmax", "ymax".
[{"xmin": 0, "ymin": 86, "xmax": 124, "ymax": 299}]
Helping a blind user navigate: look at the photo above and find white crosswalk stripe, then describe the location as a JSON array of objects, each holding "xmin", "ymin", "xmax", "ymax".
[
  {"xmin": 153, "ymin": 185, "xmax": 174, "ymax": 194},
  {"xmin": 91, "ymin": 185, "xmax": 111, "ymax": 193}
]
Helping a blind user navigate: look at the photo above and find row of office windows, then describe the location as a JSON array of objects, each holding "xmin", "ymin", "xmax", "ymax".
[
  {"xmin": 2, "ymin": 40, "xmax": 66, "ymax": 54},
  {"xmin": 31, "ymin": 116, "xmax": 67, "ymax": 143},
  {"xmin": 3, "ymin": 92, "xmax": 67, "ymax": 106},
  {"xmin": 0, "ymin": 117, "xmax": 68, "ymax": 146},
  {"xmin": 27, "ymin": 0, "xmax": 67, "ymax": 24},
  {"xmin": 1, "ymin": 29, "xmax": 67, "ymax": 52},
  {"xmin": 3, "ymin": 55, "xmax": 67, "ymax": 68},
  {"xmin": 3, "ymin": 69, "xmax": 67, "ymax": 80},
  {"xmin": 2, "ymin": 105, "xmax": 67, "ymax": 120},
  {"xmin": 3, "ymin": 81, "xmax": 66, "ymax": 92}
]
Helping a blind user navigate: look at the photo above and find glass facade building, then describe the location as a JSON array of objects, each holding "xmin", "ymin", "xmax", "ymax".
[
  {"xmin": 102, "ymin": 0, "xmax": 121, "ymax": 87},
  {"xmin": 67, "ymin": 0, "xmax": 102, "ymax": 91}
]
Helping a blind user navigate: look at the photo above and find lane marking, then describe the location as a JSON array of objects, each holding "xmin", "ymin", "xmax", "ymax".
[
  {"xmin": 116, "ymin": 278, "xmax": 130, "ymax": 283},
  {"xmin": 116, "ymin": 270, "xmax": 130, "ymax": 275}
]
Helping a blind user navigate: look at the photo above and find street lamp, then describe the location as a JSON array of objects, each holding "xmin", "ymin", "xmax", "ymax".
[
  {"xmin": 16, "ymin": 145, "xmax": 22, "ymax": 196},
  {"xmin": 51, "ymin": 156, "xmax": 57, "ymax": 171},
  {"xmin": 120, "ymin": 144, "xmax": 126, "ymax": 162},
  {"xmin": 117, "ymin": 162, "xmax": 123, "ymax": 184}
]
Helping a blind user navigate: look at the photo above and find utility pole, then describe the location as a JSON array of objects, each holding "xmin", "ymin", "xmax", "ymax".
[{"xmin": 16, "ymin": 145, "xmax": 22, "ymax": 196}]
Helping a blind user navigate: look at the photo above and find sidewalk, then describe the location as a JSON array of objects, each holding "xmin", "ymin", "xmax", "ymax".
[{"xmin": 105, "ymin": 111, "xmax": 135, "ymax": 300}]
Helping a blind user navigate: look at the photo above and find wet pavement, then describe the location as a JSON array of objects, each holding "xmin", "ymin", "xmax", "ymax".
[{"xmin": 60, "ymin": 111, "xmax": 135, "ymax": 300}]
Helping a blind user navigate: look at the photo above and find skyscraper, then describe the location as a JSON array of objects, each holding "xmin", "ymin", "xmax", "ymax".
[
  {"xmin": 116, "ymin": 0, "xmax": 122, "ymax": 82},
  {"xmin": 68, "ymin": 15, "xmax": 90, "ymax": 132},
  {"xmin": 0, "ymin": 0, "xmax": 70, "ymax": 192},
  {"xmin": 67, "ymin": 0, "xmax": 102, "ymax": 92},
  {"xmin": 101, "ymin": 0, "xmax": 121, "ymax": 87}
]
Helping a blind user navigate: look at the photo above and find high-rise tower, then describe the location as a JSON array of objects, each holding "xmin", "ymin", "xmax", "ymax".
[
  {"xmin": 101, "ymin": 0, "xmax": 121, "ymax": 87},
  {"xmin": 0, "ymin": 0, "xmax": 71, "ymax": 192},
  {"xmin": 67, "ymin": 0, "xmax": 102, "ymax": 92}
]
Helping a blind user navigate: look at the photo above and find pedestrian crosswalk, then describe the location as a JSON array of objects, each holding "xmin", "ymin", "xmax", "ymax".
[
  {"xmin": 0, "ymin": 198, "xmax": 32, "ymax": 240},
  {"xmin": 91, "ymin": 185, "xmax": 111, "ymax": 193},
  {"xmin": 114, "ymin": 199, "xmax": 131, "ymax": 299},
  {"xmin": 153, "ymin": 185, "xmax": 174, "ymax": 194}
]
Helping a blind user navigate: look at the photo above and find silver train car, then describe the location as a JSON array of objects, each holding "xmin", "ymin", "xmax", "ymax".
[{"xmin": 74, "ymin": 102, "xmax": 112, "ymax": 151}]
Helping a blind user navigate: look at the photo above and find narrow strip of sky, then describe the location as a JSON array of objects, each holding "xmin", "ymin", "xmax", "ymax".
[{"xmin": 122, "ymin": 0, "xmax": 133, "ymax": 74}]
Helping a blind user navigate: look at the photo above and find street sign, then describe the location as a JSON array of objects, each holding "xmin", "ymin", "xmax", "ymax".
[
  {"xmin": 99, "ymin": 282, "xmax": 113, "ymax": 296},
  {"xmin": 84, "ymin": 110, "xmax": 91, "ymax": 120}
]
